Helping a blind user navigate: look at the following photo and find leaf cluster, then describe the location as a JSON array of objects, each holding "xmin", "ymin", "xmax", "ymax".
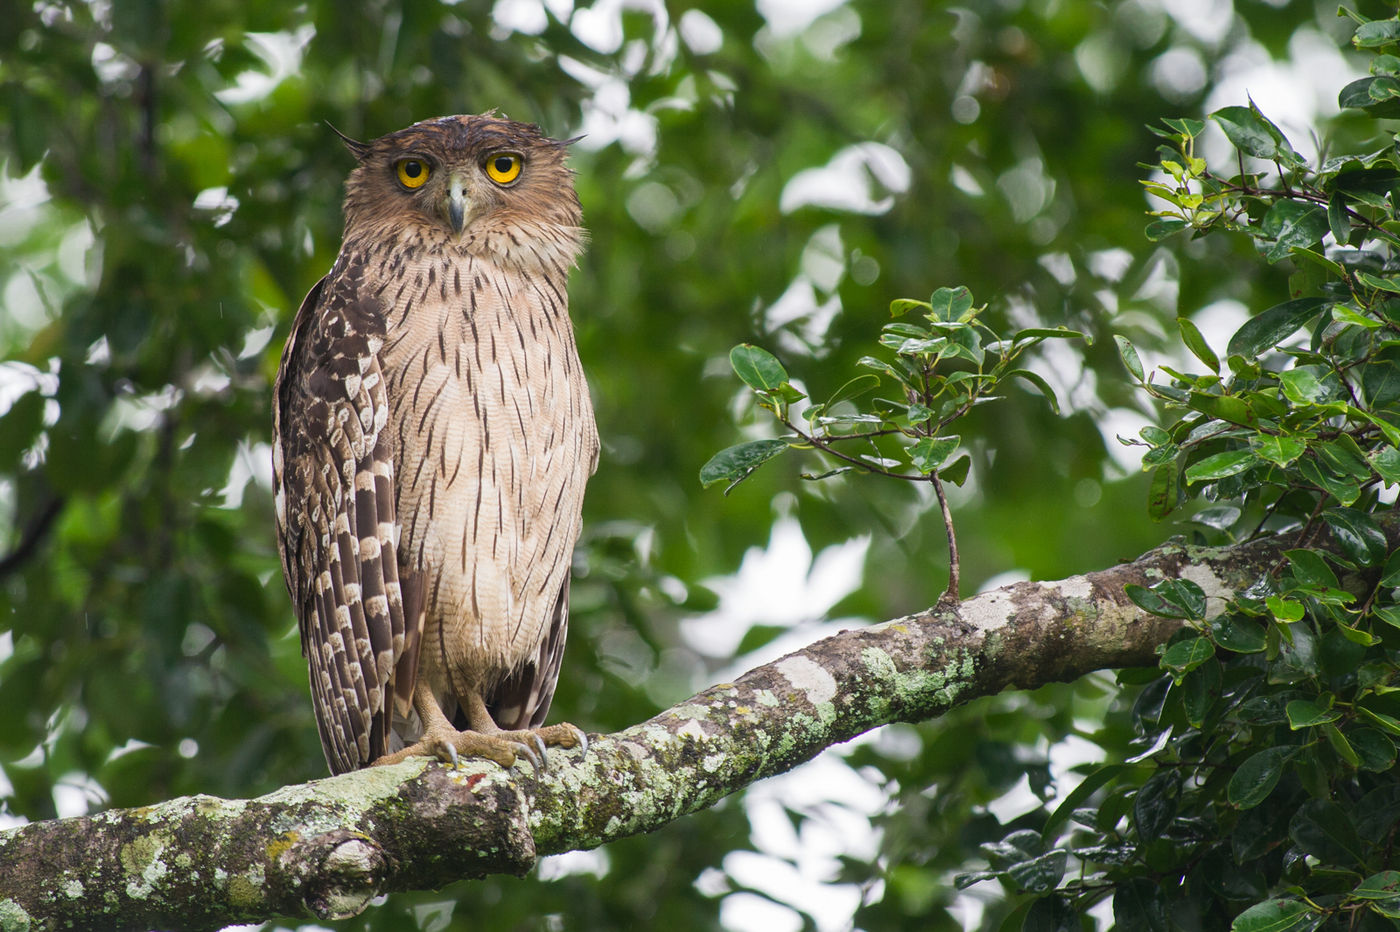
[
  {"xmin": 957, "ymin": 10, "xmax": 1400, "ymax": 930},
  {"xmin": 704, "ymin": 285, "xmax": 1083, "ymax": 492}
]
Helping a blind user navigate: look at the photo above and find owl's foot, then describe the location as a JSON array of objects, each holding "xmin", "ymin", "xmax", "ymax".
[
  {"xmin": 372, "ymin": 721, "xmax": 589, "ymax": 774},
  {"xmin": 480, "ymin": 721, "xmax": 588, "ymax": 773}
]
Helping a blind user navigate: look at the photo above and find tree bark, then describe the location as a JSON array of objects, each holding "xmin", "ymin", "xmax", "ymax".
[{"xmin": 0, "ymin": 529, "xmax": 1348, "ymax": 931}]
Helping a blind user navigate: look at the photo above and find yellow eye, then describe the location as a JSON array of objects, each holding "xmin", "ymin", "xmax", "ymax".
[
  {"xmin": 485, "ymin": 152, "xmax": 522, "ymax": 185},
  {"xmin": 395, "ymin": 158, "xmax": 430, "ymax": 189}
]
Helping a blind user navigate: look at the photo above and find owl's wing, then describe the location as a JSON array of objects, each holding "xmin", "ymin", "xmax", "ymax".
[
  {"xmin": 488, "ymin": 577, "xmax": 570, "ymax": 730},
  {"xmin": 273, "ymin": 266, "xmax": 424, "ymax": 774}
]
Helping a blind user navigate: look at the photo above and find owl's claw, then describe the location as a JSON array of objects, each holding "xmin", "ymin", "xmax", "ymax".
[{"xmin": 373, "ymin": 718, "xmax": 590, "ymax": 774}]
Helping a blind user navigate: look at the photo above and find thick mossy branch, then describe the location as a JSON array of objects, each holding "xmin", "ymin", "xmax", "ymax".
[{"xmin": 0, "ymin": 528, "xmax": 1373, "ymax": 931}]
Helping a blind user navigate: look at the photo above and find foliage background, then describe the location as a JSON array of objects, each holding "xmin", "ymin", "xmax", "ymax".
[{"xmin": 0, "ymin": 0, "xmax": 1378, "ymax": 929}]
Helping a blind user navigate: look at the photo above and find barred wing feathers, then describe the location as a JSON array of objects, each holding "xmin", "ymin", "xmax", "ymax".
[{"xmin": 273, "ymin": 261, "xmax": 423, "ymax": 774}]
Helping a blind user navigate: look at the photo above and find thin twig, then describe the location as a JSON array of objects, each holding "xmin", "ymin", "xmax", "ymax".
[
  {"xmin": 932, "ymin": 474, "xmax": 959, "ymax": 603},
  {"xmin": 0, "ymin": 495, "xmax": 65, "ymax": 579}
]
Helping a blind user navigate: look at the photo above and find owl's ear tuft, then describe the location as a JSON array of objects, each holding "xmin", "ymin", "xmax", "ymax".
[{"xmin": 326, "ymin": 122, "xmax": 372, "ymax": 160}]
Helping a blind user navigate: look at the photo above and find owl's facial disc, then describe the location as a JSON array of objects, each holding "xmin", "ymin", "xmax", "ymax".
[{"xmin": 444, "ymin": 172, "xmax": 469, "ymax": 235}]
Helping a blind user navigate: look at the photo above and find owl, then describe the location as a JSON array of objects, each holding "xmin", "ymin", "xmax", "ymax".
[{"xmin": 272, "ymin": 114, "xmax": 597, "ymax": 775}]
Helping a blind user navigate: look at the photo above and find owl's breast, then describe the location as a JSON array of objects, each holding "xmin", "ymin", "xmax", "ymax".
[{"xmin": 374, "ymin": 255, "xmax": 595, "ymax": 679}]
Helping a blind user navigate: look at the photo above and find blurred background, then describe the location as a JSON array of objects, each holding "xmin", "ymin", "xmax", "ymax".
[{"xmin": 0, "ymin": 1, "xmax": 1377, "ymax": 928}]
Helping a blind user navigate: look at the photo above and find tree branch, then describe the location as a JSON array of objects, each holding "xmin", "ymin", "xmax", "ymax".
[{"xmin": 0, "ymin": 528, "xmax": 1365, "ymax": 931}]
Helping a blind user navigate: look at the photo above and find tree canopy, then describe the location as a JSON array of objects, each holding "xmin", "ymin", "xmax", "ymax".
[{"xmin": 3, "ymin": 1, "xmax": 1398, "ymax": 930}]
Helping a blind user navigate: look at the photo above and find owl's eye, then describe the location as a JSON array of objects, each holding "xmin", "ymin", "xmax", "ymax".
[
  {"xmin": 395, "ymin": 158, "xmax": 430, "ymax": 189},
  {"xmin": 485, "ymin": 153, "xmax": 523, "ymax": 185}
]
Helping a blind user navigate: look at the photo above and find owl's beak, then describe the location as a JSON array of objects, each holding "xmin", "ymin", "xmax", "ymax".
[{"xmin": 445, "ymin": 173, "xmax": 469, "ymax": 235}]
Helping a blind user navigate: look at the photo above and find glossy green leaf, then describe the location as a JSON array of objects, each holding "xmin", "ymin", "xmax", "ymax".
[
  {"xmin": 1253, "ymin": 435, "xmax": 1304, "ymax": 467},
  {"xmin": 927, "ymin": 285, "xmax": 974, "ymax": 321},
  {"xmin": 1161, "ymin": 635, "xmax": 1215, "ymax": 678},
  {"xmin": 1176, "ymin": 317, "xmax": 1219, "ymax": 372},
  {"xmin": 1229, "ymin": 898, "xmax": 1321, "ymax": 932},
  {"xmin": 1351, "ymin": 728, "xmax": 1396, "ymax": 771},
  {"xmin": 1285, "ymin": 698, "xmax": 1339, "ymax": 729},
  {"xmin": 1213, "ymin": 105, "xmax": 1294, "ymax": 161},
  {"xmin": 1228, "ymin": 746, "xmax": 1295, "ymax": 809},
  {"xmin": 1226, "ymin": 298, "xmax": 1329, "ymax": 358},
  {"xmin": 1146, "ymin": 463, "xmax": 1179, "ymax": 519},
  {"xmin": 699, "ymin": 439, "xmax": 790, "ymax": 489},
  {"xmin": 1184, "ymin": 450, "xmax": 1255, "ymax": 483},
  {"xmin": 1327, "ymin": 189, "xmax": 1352, "ymax": 244},
  {"xmin": 730, "ymin": 344, "xmax": 789, "ymax": 392},
  {"xmin": 1116, "ymin": 335, "xmax": 1144, "ymax": 380},
  {"xmin": 1289, "ymin": 798, "xmax": 1364, "ymax": 865},
  {"xmin": 1004, "ymin": 369, "xmax": 1061, "ymax": 414},
  {"xmin": 1324, "ymin": 507, "xmax": 1389, "ymax": 566},
  {"xmin": 909, "ymin": 435, "xmax": 959, "ymax": 474},
  {"xmin": 1211, "ymin": 614, "xmax": 1267, "ymax": 653}
]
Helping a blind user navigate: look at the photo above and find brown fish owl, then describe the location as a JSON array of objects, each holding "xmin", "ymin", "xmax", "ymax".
[{"xmin": 273, "ymin": 114, "xmax": 597, "ymax": 775}]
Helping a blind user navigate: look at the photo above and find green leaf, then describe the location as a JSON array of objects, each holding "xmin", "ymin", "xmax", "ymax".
[
  {"xmin": 1323, "ymin": 722, "xmax": 1362, "ymax": 766},
  {"xmin": 1353, "ymin": 871, "xmax": 1400, "ymax": 900},
  {"xmin": 1352, "ymin": 730, "xmax": 1398, "ymax": 773},
  {"xmin": 1363, "ymin": 357, "xmax": 1400, "ymax": 410},
  {"xmin": 1319, "ymin": 435, "xmax": 1372, "ymax": 480},
  {"xmin": 1266, "ymin": 595, "xmax": 1305, "ymax": 623},
  {"xmin": 1004, "ymin": 369, "xmax": 1061, "ymax": 414},
  {"xmin": 730, "ymin": 344, "xmax": 789, "ymax": 392},
  {"xmin": 1211, "ymin": 614, "xmax": 1267, "ymax": 653},
  {"xmin": 1328, "ymin": 190, "xmax": 1352, "ymax": 244},
  {"xmin": 1005, "ymin": 850, "xmax": 1067, "ymax": 894},
  {"xmin": 699, "ymin": 439, "xmax": 790, "ymax": 489},
  {"xmin": 1285, "ymin": 698, "xmax": 1340, "ymax": 729},
  {"xmin": 1261, "ymin": 201, "xmax": 1329, "ymax": 262},
  {"xmin": 1370, "ymin": 445, "xmax": 1400, "ymax": 483},
  {"xmin": 927, "ymin": 286, "xmax": 974, "ymax": 321},
  {"xmin": 1184, "ymin": 450, "xmax": 1256, "ymax": 483},
  {"xmin": 1285, "ymin": 549, "xmax": 1339, "ymax": 588},
  {"xmin": 1212, "ymin": 104, "xmax": 1297, "ymax": 162},
  {"xmin": 1339, "ymin": 76, "xmax": 1400, "ymax": 117},
  {"xmin": 1113, "ymin": 878, "xmax": 1169, "ymax": 932},
  {"xmin": 1227, "ymin": 298, "xmax": 1329, "ymax": 358},
  {"xmin": 1229, "ymin": 898, "xmax": 1321, "ymax": 932},
  {"xmin": 1279, "ymin": 365, "xmax": 1343, "ymax": 405},
  {"xmin": 1115, "ymin": 335, "xmax": 1144, "ymax": 380},
  {"xmin": 889, "ymin": 298, "xmax": 931, "ymax": 317},
  {"xmin": 1147, "ymin": 463, "xmax": 1179, "ymax": 520},
  {"xmin": 1160, "ymin": 116, "xmax": 1205, "ymax": 137},
  {"xmin": 909, "ymin": 435, "xmax": 959, "ymax": 474},
  {"xmin": 1186, "ymin": 392, "xmax": 1263, "ymax": 428},
  {"xmin": 1162, "ymin": 635, "xmax": 1215, "ymax": 678},
  {"xmin": 1359, "ymin": 707, "xmax": 1400, "ymax": 736},
  {"xmin": 1022, "ymin": 895, "xmax": 1077, "ymax": 932},
  {"xmin": 1041, "ymin": 763, "xmax": 1132, "ymax": 841},
  {"xmin": 1290, "ymin": 798, "xmax": 1364, "ymax": 865},
  {"xmin": 1298, "ymin": 457, "xmax": 1361, "ymax": 506},
  {"xmin": 1253, "ymin": 435, "xmax": 1305, "ymax": 467},
  {"xmin": 1011, "ymin": 327, "xmax": 1087, "ymax": 343},
  {"xmin": 1324, "ymin": 507, "xmax": 1389, "ymax": 566},
  {"xmin": 1176, "ymin": 317, "xmax": 1220, "ymax": 372},
  {"xmin": 1356, "ymin": 20, "xmax": 1400, "ymax": 49},
  {"xmin": 1145, "ymin": 218, "xmax": 1187, "ymax": 241},
  {"xmin": 1381, "ymin": 548, "xmax": 1400, "ymax": 587},
  {"xmin": 1228, "ymin": 746, "xmax": 1296, "ymax": 809},
  {"xmin": 1126, "ymin": 582, "xmax": 1201, "ymax": 619}
]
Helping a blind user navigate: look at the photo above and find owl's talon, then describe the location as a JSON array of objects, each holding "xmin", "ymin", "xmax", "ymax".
[{"xmin": 512, "ymin": 741, "xmax": 543, "ymax": 774}]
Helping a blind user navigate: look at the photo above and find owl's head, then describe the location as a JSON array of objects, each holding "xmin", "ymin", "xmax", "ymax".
[{"xmin": 337, "ymin": 113, "xmax": 582, "ymax": 262}]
